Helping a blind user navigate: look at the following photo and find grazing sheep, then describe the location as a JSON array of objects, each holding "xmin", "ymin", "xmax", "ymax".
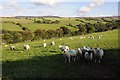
[
  {"xmin": 97, "ymin": 35, "xmax": 101, "ymax": 39},
  {"xmin": 59, "ymin": 38, "xmax": 62, "ymax": 40},
  {"xmin": 43, "ymin": 42, "xmax": 47, "ymax": 48},
  {"xmin": 70, "ymin": 37, "xmax": 73, "ymax": 40},
  {"xmin": 63, "ymin": 50, "xmax": 77, "ymax": 63},
  {"xmin": 23, "ymin": 44, "xmax": 30, "ymax": 51},
  {"xmin": 80, "ymin": 36, "xmax": 84, "ymax": 39},
  {"xmin": 89, "ymin": 35, "xmax": 94, "ymax": 39},
  {"xmin": 43, "ymin": 39, "xmax": 46, "ymax": 42},
  {"xmin": 50, "ymin": 41, "xmax": 55, "ymax": 45},
  {"xmin": 9, "ymin": 46, "xmax": 16, "ymax": 50},
  {"xmin": 93, "ymin": 48, "xmax": 104, "ymax": 63},
  {"xmin": 59, "ymin": 45, "xmax": 69, "ymax": 52},
  {"xmin": 5, "ymin": 45, "xmax": 8, "ymax": 47}
]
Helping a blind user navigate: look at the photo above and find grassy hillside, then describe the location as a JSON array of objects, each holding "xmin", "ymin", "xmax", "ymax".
[
  {"xmin": 2, "ymin": 17, "xmax": 118, "ymax": 32},
  {"xmin": 2, "ymin": 29, "xmax": 120, "ymax": 78}
]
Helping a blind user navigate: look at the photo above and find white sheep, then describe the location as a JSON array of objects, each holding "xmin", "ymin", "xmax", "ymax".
[
  {"xmin": 59, "ymin": 38, "xmax": 62, "ymax": 40},
  {"xmin": 89, "ymin": 35, "xmax": 94, "ymax": 39},
  {"xmin": 5, "ymin": 45, "xmax": 8, "ymax": 47},
  {"xmin": 43, "ymin": 39, "xmax": 46, "ymax": 42},
  {"xmin": 59, "ymin": 45, "xmax": 69, "ymax": 52},
  {"xmin": 93, "ymin": 48, "xmax": 104, "ymax": 63},
  {"xmin": 70, "ymin": 37, "xmax": 73, "ymax": 40},
  {"xmin": 43, "ymin": 42, "xmax": 47, "ymax": 48},
  {"xmin": 50, "ymin": 41, "xmax": 55, "ymax": 45},
  {"xmin": 23, "ymin": 44, "xmax": 30, "ymax": 51},
  {"xmin": 63, "ymin": 50, "xmax": 77, "ymax": 63},
  {"xmin": 9, "ymin": 46, "xmax": 16, "ymax": 50},
  {"xmin": 97, "ymin": 35, "xmax": 101, "ymax": 39}
]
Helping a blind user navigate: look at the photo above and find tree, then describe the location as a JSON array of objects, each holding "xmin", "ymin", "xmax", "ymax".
[
  {"xmin": 3, "ymin": 33, "xmax": 13, "ymax": 44},
  {"xmin": 77, "ymin": 24, "xmax": 87, "ymax": 34},
  {"xmin": 56, "ymin": 29, "xmax": 64, "ymax": 37},
  {"xmin": 13, "ymin": 32, "xmax": 22, "ymax": 43},
  {"xmin": 46, "ymin": 30, "xmax": 56, "ymax": 38},
  {"xmin": 22, "ymin": 27, "xmax": 29, "ymax": 31},
  {"xmin": 22, "ymin": 31, "xmax": 34, "ymax": 42},
  {"xmin": 16, "ymin": 23, "xmax": 22, "ymax": 27},
  {"xmin": 34, "ymin": 29, "xmax": 46, "ymax": 40},
  {"xmin": 60, "ymin": 26, "xmax": 71, "ymax": 36}
]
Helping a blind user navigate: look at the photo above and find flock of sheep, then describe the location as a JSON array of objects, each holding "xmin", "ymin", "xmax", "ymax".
[
  {"xmin": 59, "ymin": 45, "xmax": 104, "ymax": 64},
  {"xmin": 8, "ymin": 34, "xmax": 104, "ymax": 64}
]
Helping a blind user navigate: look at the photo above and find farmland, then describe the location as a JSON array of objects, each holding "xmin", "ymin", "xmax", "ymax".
[
  {"xmin": 1, "ymin": 17, "xmax": 118, "ymax": 32},
  {"xmin": 2, "ymin": 29, "xmax": 120, "ymax": 78}
]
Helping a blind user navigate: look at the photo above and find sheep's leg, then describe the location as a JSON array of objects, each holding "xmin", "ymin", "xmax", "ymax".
[
  {"xmin": 68, "ymin": 58, "xmax": 70, "ymax": 63},
  {"xmin": 99, "ymin": 60, "xmax": 100, "ymax": 63},
  {"xmin": 73, "ymin": 56, "xmax": 76, "ymax": 61},
  {"xmin": 95, "ymin": 60, "xmax": 96, "ymax": 62},
  {"xmin": 65, "ymin": 58, "xmax": 67, "ymax": 62}
]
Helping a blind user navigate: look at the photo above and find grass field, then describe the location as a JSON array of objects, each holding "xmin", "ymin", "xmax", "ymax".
[
  {"xmin": 2, "ymin": 17, "xmax": 117, "ymax": 32},
  {"xmin": 2, "ymin": 29, "xmax": 120, "ymax": 78}
]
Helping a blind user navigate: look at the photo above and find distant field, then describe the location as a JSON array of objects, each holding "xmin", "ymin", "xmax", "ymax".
[
  {"xmin": 2, "ymin": 17, "xmax": 117, "ymax": 31},
  {"xmin": 2, "ymin": 23, "xmax": 23, "ymax": 31},
  {"xmin": 2, "ymin": 29, "xmax": 120, "ymax": 78}
]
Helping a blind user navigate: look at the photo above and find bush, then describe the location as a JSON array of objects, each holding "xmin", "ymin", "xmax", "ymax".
[
  {"xmin": 22, "ymin": 31, "xmax": 34, "ymax": 42},
  {"xmin": 13, "ymin": 32, "xmax": 22, "ymax": 43},
  {"xmin": 3, "ymin": 33, "xmax": 14, "ymax": 44}
]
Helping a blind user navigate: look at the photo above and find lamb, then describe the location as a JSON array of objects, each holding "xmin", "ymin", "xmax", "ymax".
[
  {"xmin": 43, "ymin": 42, "xmax": 47, "ymax": 48},
  {"xmin": 9, "ymin": 46, "xmax": 16, "ymax": 50},
  {"xmin": 23, "ymin": 44, "xmax": 30, "ymax": 51},
  {"xmin": 93, "ymin": 48, "xmax": 104, "ymax": 63}
]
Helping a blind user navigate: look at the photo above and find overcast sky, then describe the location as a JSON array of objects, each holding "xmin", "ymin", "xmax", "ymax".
[{"xmin": 0, "ymin": 0, "xmax": 119, "ymax": 17}]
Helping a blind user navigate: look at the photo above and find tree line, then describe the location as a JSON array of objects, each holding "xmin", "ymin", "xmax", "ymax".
[{"xmin": 2, "ymin": 19, "xmax": 120, "ymax": 44}]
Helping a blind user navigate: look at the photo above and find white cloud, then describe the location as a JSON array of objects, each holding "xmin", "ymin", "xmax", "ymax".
[
  {"xmin": 30, "ymin": 0, "xmax": 57, "ymax": 6},
  {"xmin": 77, "ymin": 0, "xmax": 106, "ymax": 16},
  {"xmin": 79, "ymin": 6, "xmax": 91, "ymax": 13},
  {"xmin": 88, "ymin": 3, "xmax": 96, "ymax": 8},
  {"xmin": 0, "ymin": 6, "xmax": 3, "ymax": 10}
]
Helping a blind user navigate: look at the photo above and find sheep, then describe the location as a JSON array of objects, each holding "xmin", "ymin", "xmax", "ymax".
[
  {"xmin": 84, "ymin": 50, "xmax": 94, "ymax": 64},
  {"xmin": 50, "ymin": 41, "xmax": 55, "ymax": 46},
  {"xmin": 97, "ymin": 35, "xmax": 101, "ymax": 39},
  {"xmin": 59, "ymin": 45, "xmax": 69, "ymax": 51},
  {"xmin": 43, "ymin": 39, "xmax": 46, "ymax": 42},
  {"xmin": 89, "ymin": 35, "xmax": 94, "ymax": 39},
  {"xmin": 5, "ymin": 45, "xmax": 8, "ymax": 47},
  {"xmin": 9, "ymin": 46, "xmax": 16, "ymax": 50},
  {"xmin": 23, "ymin": 44, "xmax": 30, "ymax": 51},
  {"xmin": 63, "ymin": 50, "xmax": 77, "ymax": 63},
  {"xmin": 43, "ymin": 42, "xmax": 47, "ymax": 48},
  {"xmin": 93, "ymin": 48, "xmax": 104, "ymax": 63},
  {"xmin": 59, "ymin": 38, "xmax": 62, "ymax": 40},
  {"xmin": 80, "ymin": 36, "xmax": 84, "ymax": 39},
  {"xmin": 76, "ymin": 48, "xmax": 83, "ymax": 60},
  {"xmin": 70, "ymin": 37, "xmax": 73, "ymax": 40}
]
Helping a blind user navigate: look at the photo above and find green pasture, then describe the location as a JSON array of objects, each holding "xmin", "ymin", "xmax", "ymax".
[{"xmin": 2, "ymin": 29, "xmax": 120, "ymax": 78}]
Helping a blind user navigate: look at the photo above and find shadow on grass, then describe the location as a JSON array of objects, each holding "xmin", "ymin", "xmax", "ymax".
[{"xmin": 2, "ymin": 48, "xmax": 120, "ymax": 79}]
